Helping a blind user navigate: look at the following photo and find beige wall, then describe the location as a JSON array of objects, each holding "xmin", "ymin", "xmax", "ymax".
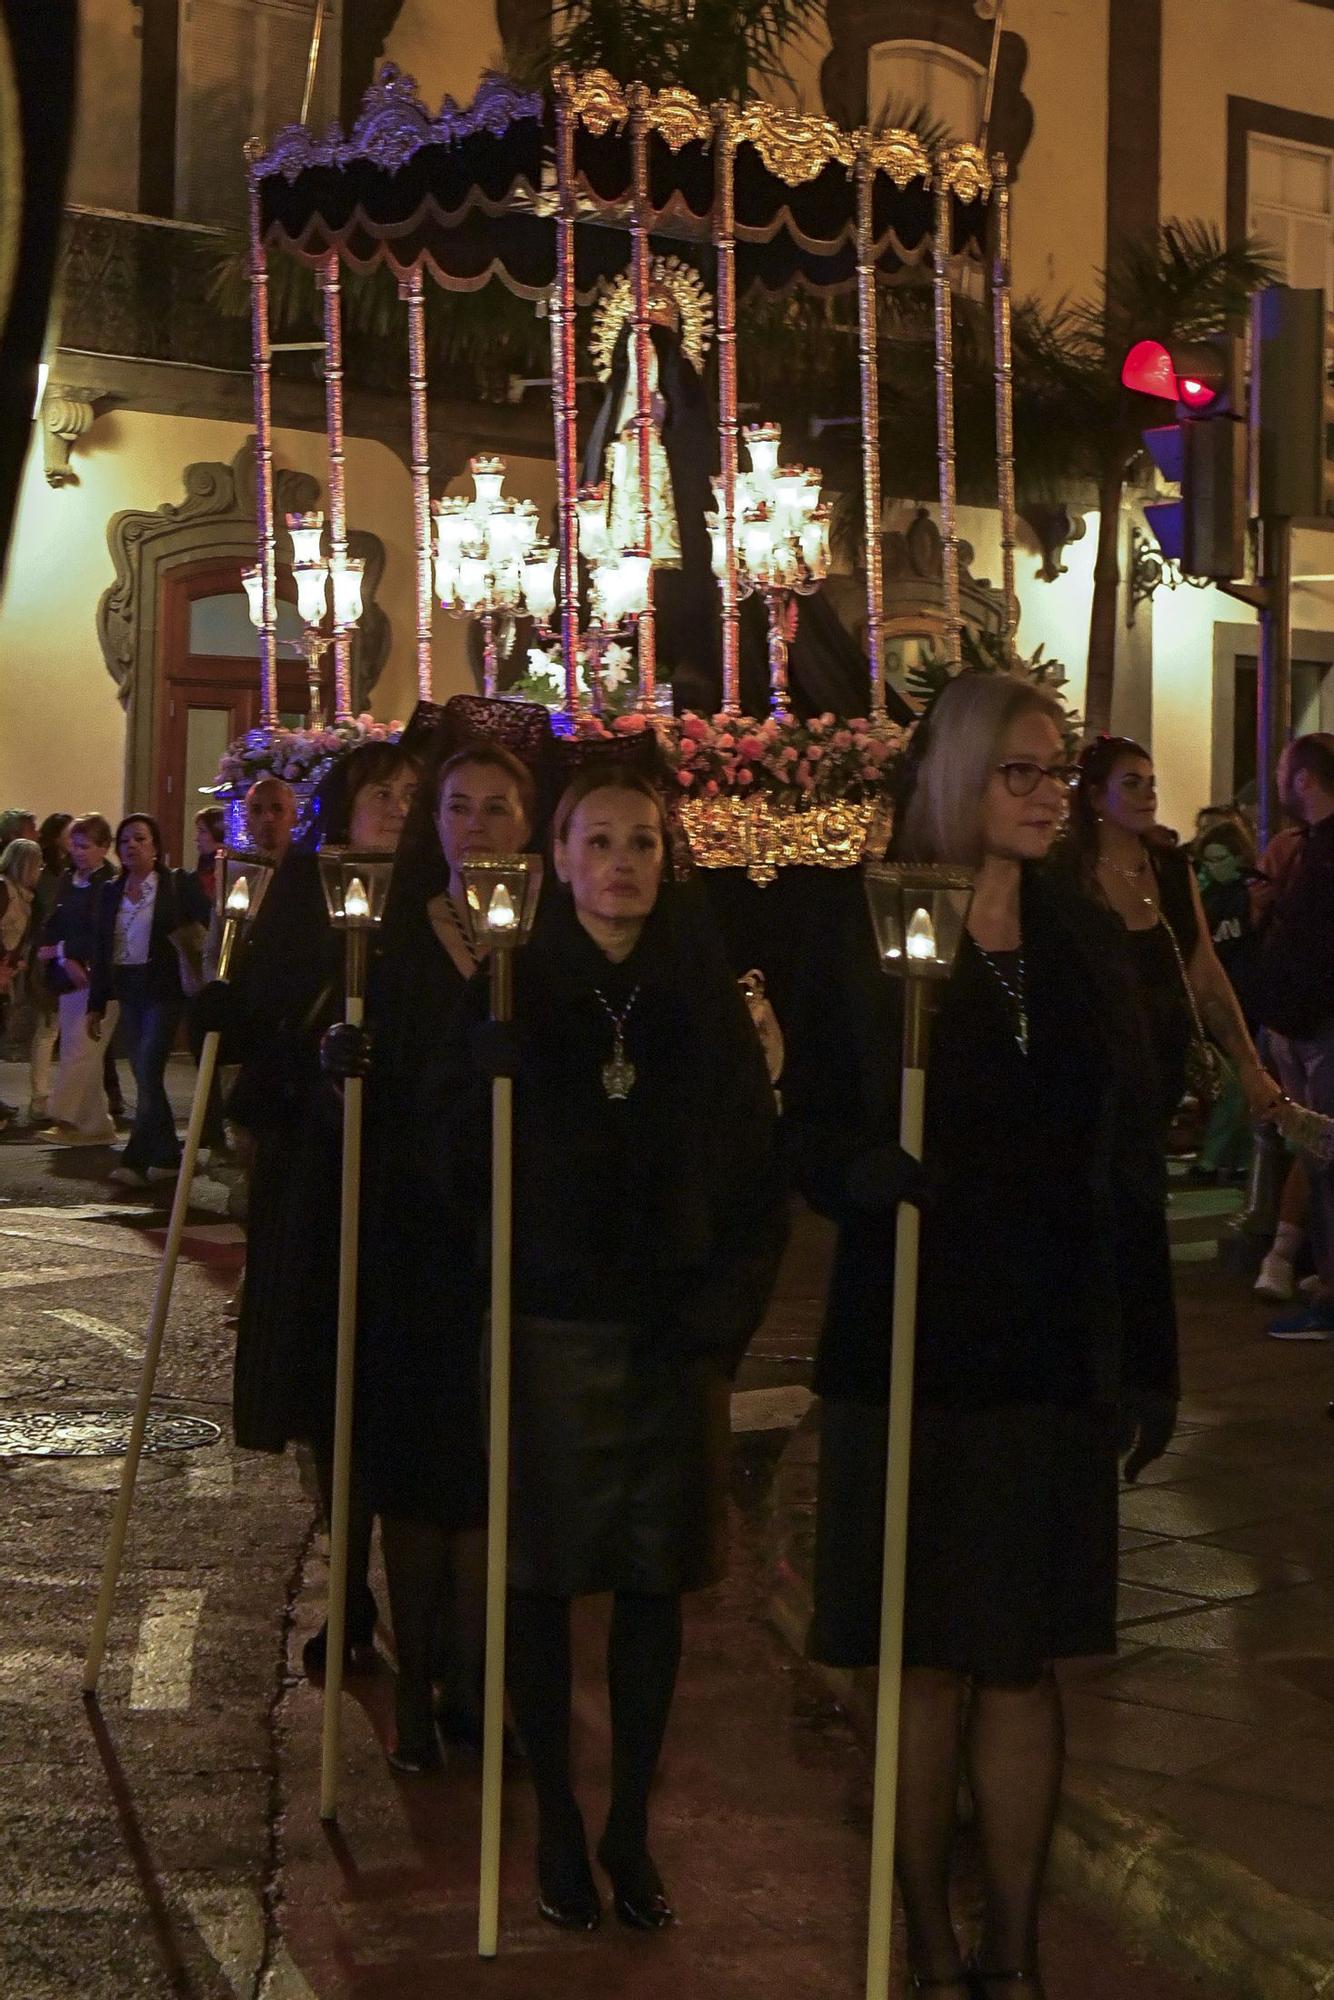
[
  {"xmin": 0, "ymin": 411, "xmax": 420, "ymax": 822},
  {"xmin": 1161, "ymin": 0, "xmax": 1334, "ymax": 224},
  {"xmin": 384, "ymin": 0, "xmax": 503, "ymax": 108},
  {"xmin": 68, "ymin": 0, "xmax": 141, "ymax": 211}
]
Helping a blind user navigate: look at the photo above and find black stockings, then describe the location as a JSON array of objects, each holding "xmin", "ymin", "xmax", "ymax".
[
  {"xmin": 507, "ymin": 1589, "xmax": 683, "ymax": 1862},
  {"xmin": 380, "ymin": 1519, "xmax": 489, "ymax": 1753},
  {"xmin": 894, "ymin": 1666, "xmax": 1063, "ymax": 1988},
  {"xmin": 311, "ymin": 1443, "xmax": 375, "ymax": 1634}
]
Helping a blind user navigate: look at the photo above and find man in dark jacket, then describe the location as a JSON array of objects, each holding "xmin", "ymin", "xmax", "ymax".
[{"xmin": 1255, "ymin": 733, "xmax": 1334, "ymax": 1336}]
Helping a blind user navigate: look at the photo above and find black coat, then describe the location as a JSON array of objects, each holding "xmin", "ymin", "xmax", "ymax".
[
  {"xmin": 442, "ymin": 889, "xmax": 788, "ymax": 1373},
  {"xmin": 40, "ymin": 861, "xmax": 116, "ymax": 974},
  {"xmin": 88, "ymin": 866, "xmax": 188, "ymax": 1015},
  {"xmin": 784, "ymin": 866, "xmax": 1177, "ymax": 1410},
  {"xmin": 354, "ymin": 888, "xmax": 489, "ymax": 1526}
]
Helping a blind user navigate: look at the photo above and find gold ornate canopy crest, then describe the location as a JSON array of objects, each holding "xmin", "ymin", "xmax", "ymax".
[{"xmin": 590, "ymin": 255, "xmax": 715, "ymax": 382}]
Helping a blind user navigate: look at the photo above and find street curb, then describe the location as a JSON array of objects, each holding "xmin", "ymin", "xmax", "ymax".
[{"xmin": 766, "ymin": 1412, "xmax": 1334, "ymax": 2000}]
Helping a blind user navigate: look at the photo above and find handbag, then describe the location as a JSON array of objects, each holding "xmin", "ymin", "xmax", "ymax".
[
  {"xmin": 169, "ymin": 921, "xmax": 208, "ymax": 998},
  {"xmin": 1161, "ymin": 916, "xmax": 1224, "ymax": 1109}
]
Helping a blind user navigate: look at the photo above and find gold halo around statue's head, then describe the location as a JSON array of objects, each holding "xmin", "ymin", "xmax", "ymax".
[{"xmin": 589, "ymin": 256, "xmax": 715, "ymax": 382}]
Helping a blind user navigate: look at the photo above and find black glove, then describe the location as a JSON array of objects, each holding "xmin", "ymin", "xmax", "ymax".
[
  {"xmin": 845, "ymin": 1143, "xmax": 930, "ymax": 1214},
  {"xmin": 471, "ymin": 1018, "xmax": 521, "ymax": 1081},
  {"xmin": 1118, "ymin": 1390, "xmax": 1178, "ymax": 1483},
  {"xmin": 191, "ymin": 979, "xmax": 232, "ymax": 1039},
  {"xmin": 320, "ymin": 1021, "xmax": 372, "ymax": 1080}
]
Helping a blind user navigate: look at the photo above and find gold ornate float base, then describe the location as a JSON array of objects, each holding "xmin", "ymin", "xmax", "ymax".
[{"xmin": 680, "ymin": 795, "xmax": 891, "ymax": 886}]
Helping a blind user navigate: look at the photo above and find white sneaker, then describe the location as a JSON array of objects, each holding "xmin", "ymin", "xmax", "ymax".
[
  {"xmin": 146, "ymin": 1165, "xmax": 178, "ymax": 1184},
  {"xmin": 1255, "ymin": 1252, "xmax": 1295, "ymax": 1302},
  {"xmin": 1300, "ymin": 1274, "xmax": 1324, "ymax": 1300},
  {"xmin": 108, "ymin": 1165, "xmax": 148, "ymax": 1188}
]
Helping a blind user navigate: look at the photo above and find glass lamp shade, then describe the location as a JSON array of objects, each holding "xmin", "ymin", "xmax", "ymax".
[
  {"xmin": 612, "ymin": 551, "xmax": 652, "ymax": 620},
  {"xmin": 330, "ymin": 555, "xmax": 365, "ymax": 630},
  {"xmin": 522, "ymin": 542, "xmax": 558, "ymax": 622},
  {"xmin": 293, "ymin": 560, "xmax": 329, "ymax": 628},
  {"xmin": 240, "ymin": 564, "xmax": 264, "ymax": 629},
  {"xmin": 470, "ymin": 454, "xmax": 506, "ymax": 509},
  {"xmin": 434, "ymin": 497, "xmax": 470, "ymax": 564},
  {"xmin": 741, "ymin": 505, "xmax": 777, "ymax": 579},
  {"xmin": 743, "ymin": 422, "xmax": 782, "ymax": 493},
  {"xmin": 218, "ymin": 850, "xmax": 275, "ymax": 927},
  {"xmin": 457, "ymin": 547, "xmax": 489, "ymax": 608},
  {"xmin": 318, "ymin": 848, "xmax": 395, "ymax": 930},
  {"xmin": 577, "ymin": 485, "xmax": 611, "ymax": 561},
  {"xmin": 434, "ymin": 552, "xmax": 460, "ymax": 607},
  {"xmin": 286, "ymin": 511, "xmax": 325, "ymax": 567},
  {"xmin": 513, "ymin": 500, "xmax": 540, "ymax": 554},
  {"xmin": 486, "ymin": 500, "xmax": 527, "ymax": 565},
  {"xmin": 460, "ymin": 853, "xmax": 543, "ymax": 950},
  {"xmin": 800, "ymin": 505, "xmax": 832, "ymax": 578},
  {"xmin": 705, "ymin": 511, "xmax": 727, "ymax": 578},
  {"xmin": 863, "ymin": 864, "xmax": 975, "ymax": 981}
]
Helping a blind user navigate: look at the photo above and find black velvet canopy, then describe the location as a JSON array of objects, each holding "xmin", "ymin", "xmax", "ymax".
[{"xmin": 253, "ymin": 65, "xmax": 993, "ymax": 300}]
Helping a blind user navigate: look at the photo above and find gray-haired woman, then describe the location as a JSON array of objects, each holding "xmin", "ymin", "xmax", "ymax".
[{"xmin": 785, "ymin": 673, "xmax": 1177, "ymax": 1999}]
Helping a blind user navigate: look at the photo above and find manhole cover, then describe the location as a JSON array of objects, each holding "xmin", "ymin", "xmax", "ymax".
[{"xmin": 0, "ymin": 1411, "xmax": 221, "ymax": 1459}]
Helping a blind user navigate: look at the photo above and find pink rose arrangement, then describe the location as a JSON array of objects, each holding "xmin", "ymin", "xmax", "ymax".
[{"xmin": 571, "ymin": 709, "xmax": 906, "ymax": 804}]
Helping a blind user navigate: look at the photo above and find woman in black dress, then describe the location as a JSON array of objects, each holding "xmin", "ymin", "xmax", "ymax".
[
  {"xmin": 442, "ymin": 763, "xmax": 786, "ymax": 1931},
  {"xmin": 785, "ymin": 675, "xmax": 1178, "ymax": 2000},
  {"xmin": 356, "ymin": 740, "xmax": 537, "ymax": 1772},
  {"xmin": 1062, "ymin": 736, "xmax": 1279, "ymax": 1132},
  {"xmin": 225, "ymin": 741, "xmax": 418, "ymax": 1670}
]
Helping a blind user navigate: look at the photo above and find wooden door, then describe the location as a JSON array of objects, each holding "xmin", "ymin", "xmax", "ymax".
[{"xmin": 155, "ymin": 559, "xmax": 307, "ymax": 863}]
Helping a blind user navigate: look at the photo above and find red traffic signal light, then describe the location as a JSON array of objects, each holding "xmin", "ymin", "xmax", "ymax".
[{"xmin": 1121, "ymin": 338, "xmax": 1228, "ymax": 412}]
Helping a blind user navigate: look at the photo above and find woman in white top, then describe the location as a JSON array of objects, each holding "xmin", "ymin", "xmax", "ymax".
[{"xmin": 88, "ymin": 814, "xmax": 186, "ymax": 1186}]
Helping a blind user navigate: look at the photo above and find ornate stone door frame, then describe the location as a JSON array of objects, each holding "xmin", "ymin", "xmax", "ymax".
[{"xmin": 97, "ymin": 439, "xmax": 389, "ymax": 807}]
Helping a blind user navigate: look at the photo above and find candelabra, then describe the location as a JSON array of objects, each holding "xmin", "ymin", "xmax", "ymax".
[
  {"xmin": 707, "ymin": 422, "xmax": 830, "ymax": 716},
  {"xmin": 243, "ymin": 511, "xmax": 364, "ymax": 727},
  {"xmin": 434, "ymin": 456, "xmax": 558, "ymax": 697},
  {"xmin": 572, "ymin": 481, "xmax": 652, "ymax": 709}
]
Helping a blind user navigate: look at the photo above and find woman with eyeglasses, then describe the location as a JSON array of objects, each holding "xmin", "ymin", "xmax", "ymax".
[
  {"xmin": 785, "ymin": 674, "xmax": 1178, "ymax": 2000},
  {"xmin": 1062, "ymin": 736, "xmax": 1280, "ymax": 1134}
]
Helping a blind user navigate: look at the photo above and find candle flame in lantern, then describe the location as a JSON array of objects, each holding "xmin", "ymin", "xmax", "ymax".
[
  {"xmin": 487, "ymin": 883, "xmax": 518, "ymax": 932},
  {"xmin": 225, "ymin": 876, "xmax": 251, "ymax": 916},
  {"xmin": 905, "ymin": 908, "xmax": 936, "ymax": 961},
  {"xmin": 344, "ymin": 877, "xmax": 371, "ymax": 923}
]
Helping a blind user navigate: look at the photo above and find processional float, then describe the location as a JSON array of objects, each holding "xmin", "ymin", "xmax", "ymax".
[{"xmin": 87, "ymin": 56, "xmax": 1020, "ymax": 1994}]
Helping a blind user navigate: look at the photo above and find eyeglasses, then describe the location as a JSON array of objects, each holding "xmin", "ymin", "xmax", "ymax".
[{"xmin": 995, "ymin": 760, "xmax": 1080, "ymax": 798}]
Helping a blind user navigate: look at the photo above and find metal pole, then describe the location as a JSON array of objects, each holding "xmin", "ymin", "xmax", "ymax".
[
  {"xmin": 83, "ymin": 1031, "xmax": 224, "ymax": 1691},
  {"xmin": 628, "ymin": 85, "xmax": 657, "ymax": 712},
  {"xmin": 319, "ymin": 926, "xmax": 368, "ymax": 1822},
  {"xmin": 245, "ymin": 147, "xmax": 280, "ymax": 729},
  {"xmin": 299, "ymin": 0, "xmax": 330, "ymax": 127},
  {"xmin": 320, "ymin": 251, "xmax": 353, "ymax": 724},
  {"xmin": 991, "ymin": 159, "xmax": 1019, "ymax": 660},
  {"xmin": 551, "ymin": 79, "xmax": 581, "ymax": 715},
  {"xmin": 864, "ymin": 977, "xmax": 931, "ymax": 2000},
  {"xmin": 402, "ymin": 272, "xmax": 434, "ymax": 702},
  {"xmin": 1256, "ymin": 516, "xmax": 1293, "ymax": 851},
  {"xmin": 714, "ymin": 109, "xmax": 741, "ymax": 715},
  {"xmin": 856, "ymin": 143, "xmax": 886, "ymax": 720},
  {"xmin": 479, "ymin": 949, "xmax": 516, "ymax": 1959},
  {"xmin": 932, "ymin": 175, "xmax": 963, "ymax": 671}
]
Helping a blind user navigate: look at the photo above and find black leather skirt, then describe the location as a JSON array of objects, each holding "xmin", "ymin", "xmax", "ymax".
[{"xmin": 503, "ymin": 1315, "xmax": 730, "ymax": 1597}]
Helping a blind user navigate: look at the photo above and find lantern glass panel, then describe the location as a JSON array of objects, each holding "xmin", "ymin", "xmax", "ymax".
[
  {"xmin": 219, "ymin": 850, "xmax": 275, "ymax": 926},
  {"xmin": 863, "ymin": 864, "xmax": 974, "ymax": 981},
  {"xmin": 459, "ymin": 854, "xmax": 543, "ymax": 948},
  {"xmin": 318, "ymin": 848, "xmax": 394, "ymax": 929}
]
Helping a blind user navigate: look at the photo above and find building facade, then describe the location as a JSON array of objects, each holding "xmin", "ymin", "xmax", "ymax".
[{"xmin": 2, "ymin": 0, "xmax": 1333, "ymax": 841}]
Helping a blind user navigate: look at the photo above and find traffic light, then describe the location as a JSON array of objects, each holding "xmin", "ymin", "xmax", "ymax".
[
  {"xmin": 1121, "ymin": 335, "xmax": 1247, "ymax": 580},
  {"xmin": 1251, "ymin": 286, "xmax": 1334, "ymax": 521}
]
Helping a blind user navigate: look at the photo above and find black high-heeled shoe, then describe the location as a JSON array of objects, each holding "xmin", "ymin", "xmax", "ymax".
[
  {"xmin": 537, "ymin": 1826, "xmax": 602, "ymax": 1931},
  {"xmin": 595, "ymin": 1837, "xmax": 674, "ymax": 1931}
]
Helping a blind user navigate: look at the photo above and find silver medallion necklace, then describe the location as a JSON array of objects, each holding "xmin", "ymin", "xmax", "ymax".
[
  {"xmin": 972, "ymin": 942, "xmax": 1029, "ymax": 1057},
  {"xmin": 594, "ymin": 983, "xmax": 641, "ymax": 1100}
]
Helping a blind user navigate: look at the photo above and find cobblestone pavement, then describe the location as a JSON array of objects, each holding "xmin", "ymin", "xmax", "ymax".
[{"xmin": 0, "ymin": 1060, "xmax": 1225, "ymax": 1995}]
